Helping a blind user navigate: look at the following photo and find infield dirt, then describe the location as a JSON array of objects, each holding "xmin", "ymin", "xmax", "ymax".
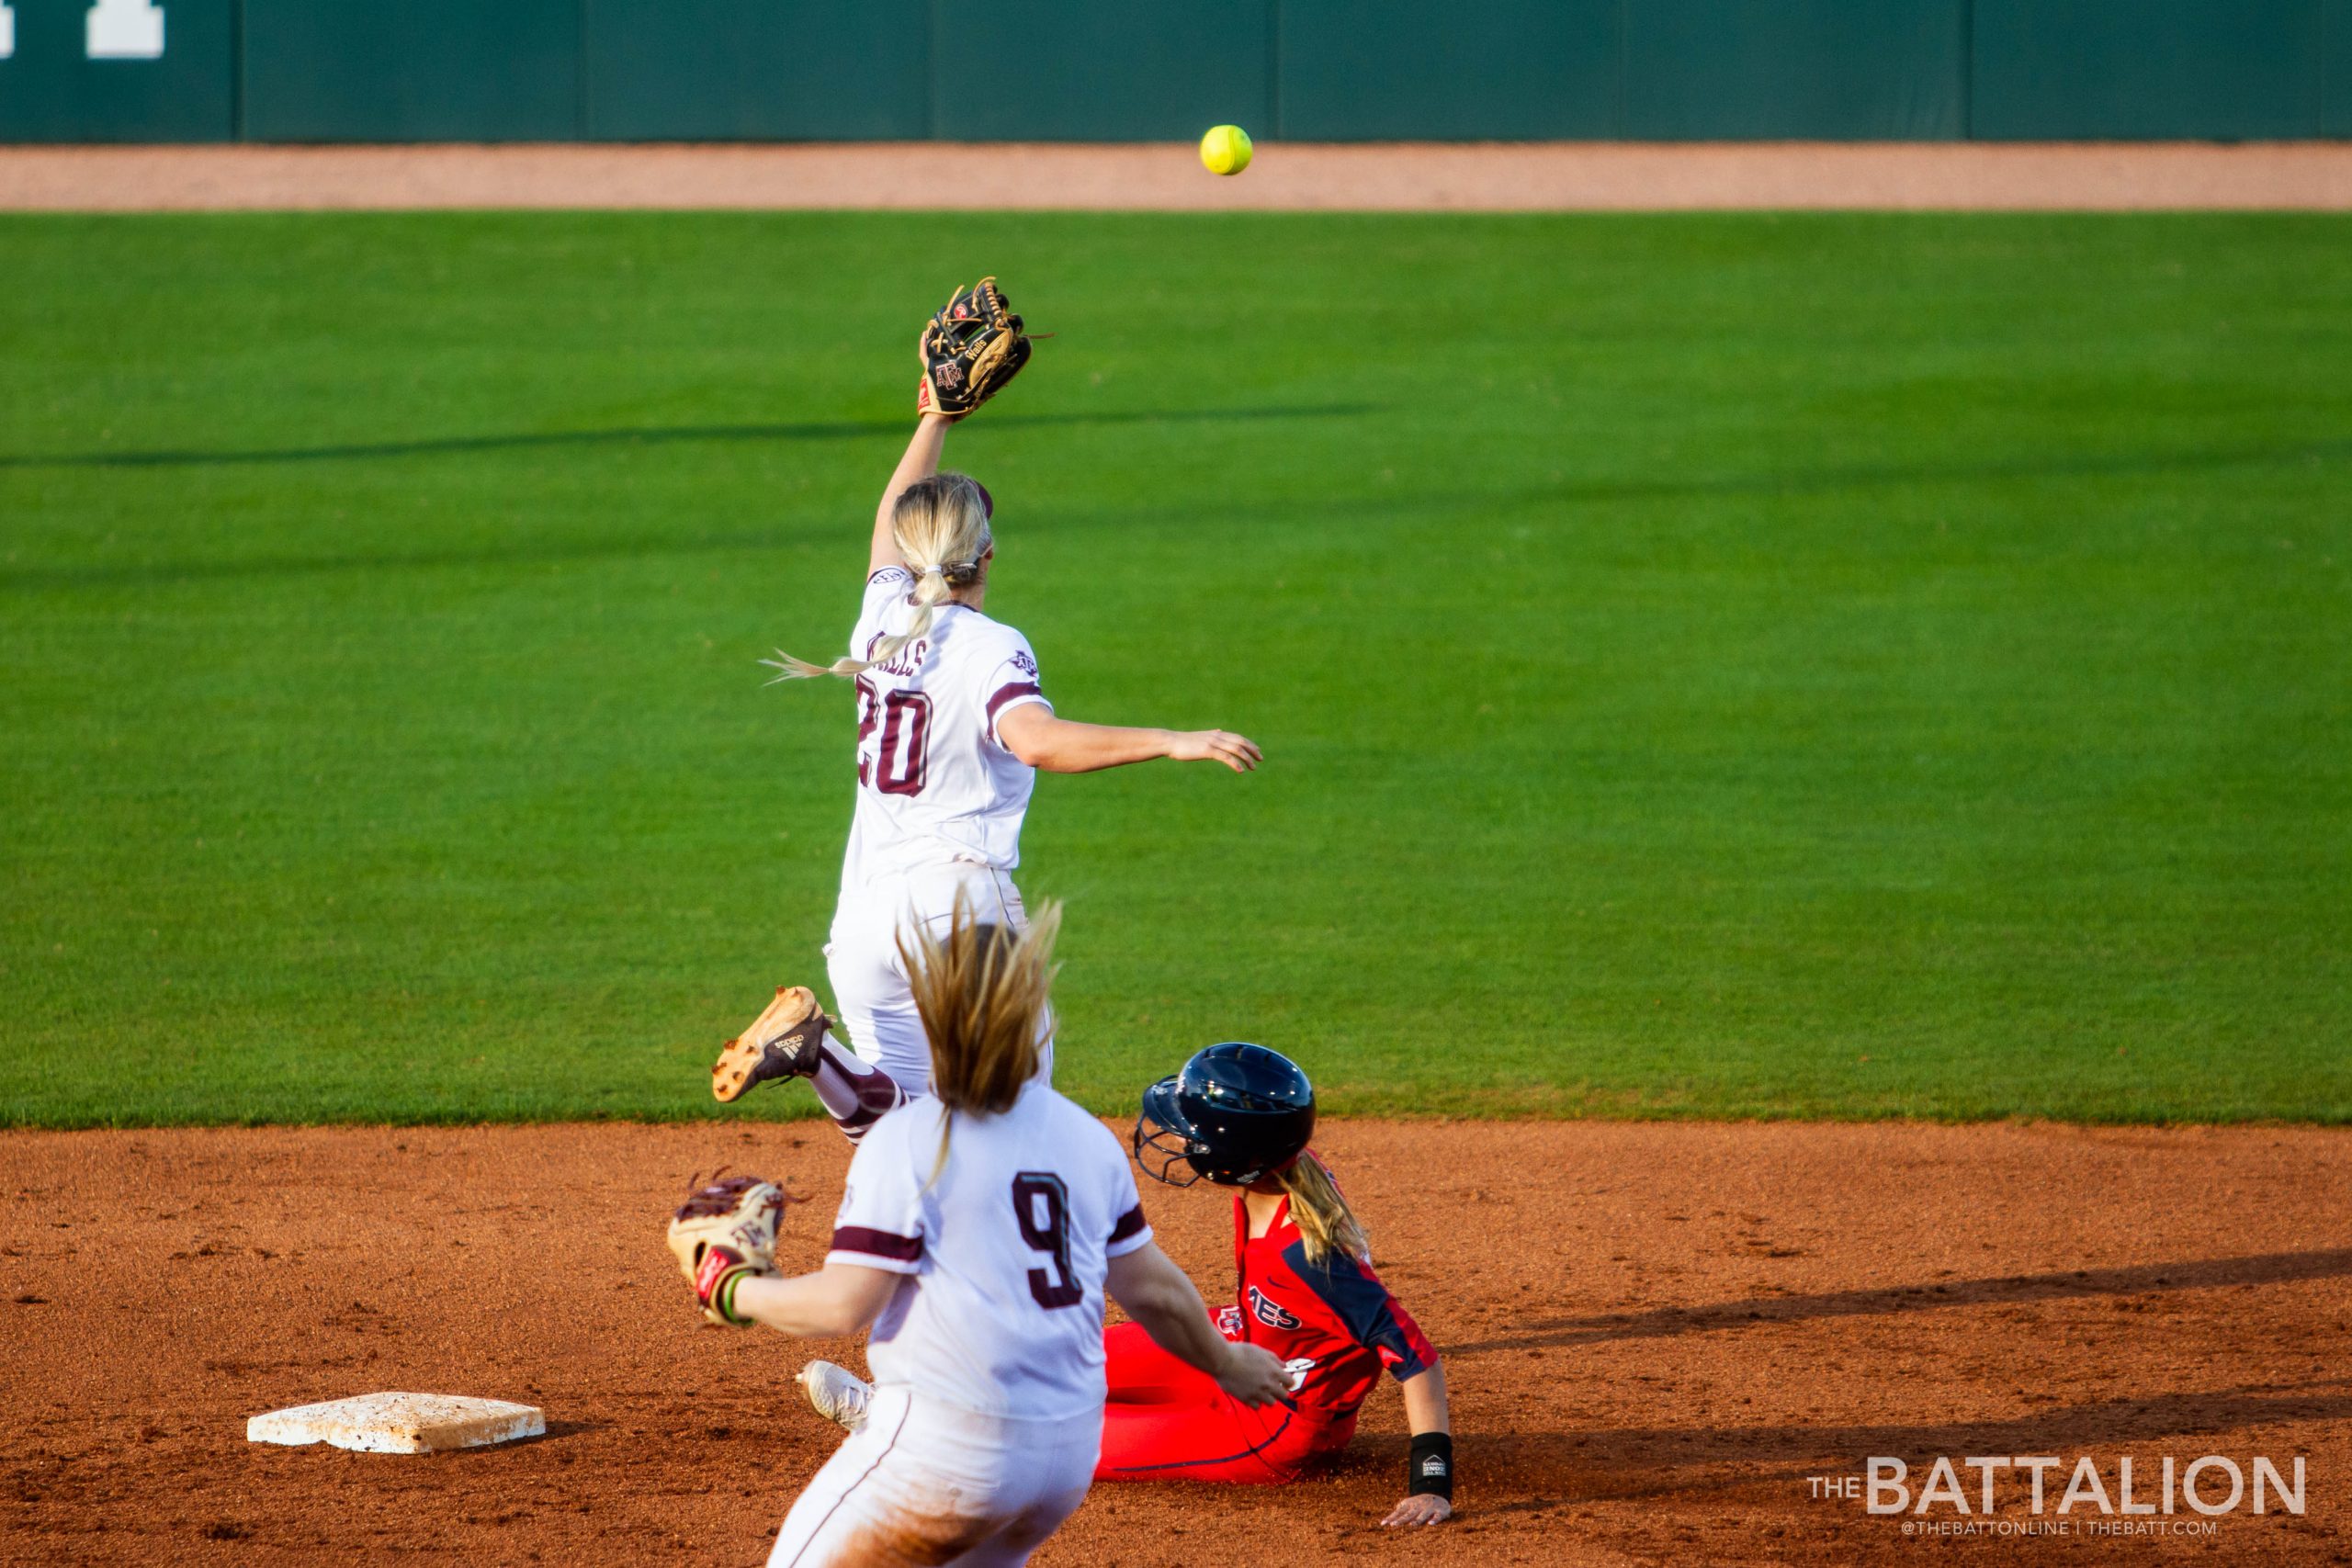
[{"xmin": 3, "ymin": 1119, "xmax": 2346, "ymax": 1565}]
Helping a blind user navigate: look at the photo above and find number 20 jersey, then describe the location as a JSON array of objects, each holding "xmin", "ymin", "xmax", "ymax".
[
  {"xmin": 839, "ymin": 566, "xmax": 1054, "ymax": 897},
  {"xmin": 827, "ymin": 1083, "xmax": 1155, "ymax": 1420}
]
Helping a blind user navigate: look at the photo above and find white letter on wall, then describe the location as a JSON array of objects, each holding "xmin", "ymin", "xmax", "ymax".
[
  {"xmin": 87, "ymin": 0, "xmax": 164, "ymax": 59},
  {"xmin": 1, "ymin": 6, "xmax": 17, "ymax": 60}
]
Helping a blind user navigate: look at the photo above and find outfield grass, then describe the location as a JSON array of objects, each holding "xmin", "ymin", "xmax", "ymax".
[{"xmin": 2, "ymin": 211, "xmax": 2346, "ymax": 1126}]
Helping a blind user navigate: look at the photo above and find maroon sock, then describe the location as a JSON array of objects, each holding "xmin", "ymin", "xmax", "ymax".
[{"xmin": 808, "ymin": 1036, "xmax": 907, "ymax": 1144}]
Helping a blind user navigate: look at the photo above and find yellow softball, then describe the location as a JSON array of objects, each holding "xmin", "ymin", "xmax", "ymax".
[{"xmin": 1200, "ymin": 124, "xmax": 1253, "ymax": 177}]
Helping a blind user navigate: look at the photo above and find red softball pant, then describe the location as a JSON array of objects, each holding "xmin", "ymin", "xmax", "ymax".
[{"xmin": 1092, "ymin": 1321, "xmax": 1349, "ymax": 1484}]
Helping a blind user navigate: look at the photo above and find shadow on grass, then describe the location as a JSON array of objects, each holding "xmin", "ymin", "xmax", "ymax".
[
  {"xmin": 3, "ymin": 520, "xmax": 880, "ymax": 591},
  {"xmin": 0, "ymin": 403, "xmax": 1374, "ymax": 472},
  {"xmin": 0, "ymin": 401, "xmax": 1371, "ymax": 592},
  {"xmin": 1444, "ymin": 1248, "xmax": 2352, "ymax": 1356},
  {"xmin": 1537, "ymin": 437, "xmax": 2347, "ymax": 507},
  {"xmin": 5, "ymin": 427, "xmax": 2339, "ymax": 594}
]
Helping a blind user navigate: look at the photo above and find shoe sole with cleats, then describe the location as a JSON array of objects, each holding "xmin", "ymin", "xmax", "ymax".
[{"xmin": 711, "ymin": 986, "xmax": 831, "ymax": 1104}]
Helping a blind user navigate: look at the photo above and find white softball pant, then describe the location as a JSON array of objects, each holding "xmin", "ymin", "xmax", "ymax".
[
  {"xmin": 825, "ymin": 861, "xmax": 1050, "ymax": 1100},
  {"xmin": 766, "ymin": 1386, "xmax": 1102, "ymax": 1568}
]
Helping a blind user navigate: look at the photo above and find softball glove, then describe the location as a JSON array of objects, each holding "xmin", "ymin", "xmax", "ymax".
[
  {"xmin": 665, "ymin": 1172, "xmax": 791, "ymax": 1326},
  {"xmin": 918, "ymin": 276, "xmax": 1035, "ymax": 421}
]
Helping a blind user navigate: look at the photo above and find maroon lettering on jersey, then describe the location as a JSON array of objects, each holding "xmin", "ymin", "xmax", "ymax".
[{"xmin": 865, "ymin": 637, "xmax": 929, "ymax": 678}]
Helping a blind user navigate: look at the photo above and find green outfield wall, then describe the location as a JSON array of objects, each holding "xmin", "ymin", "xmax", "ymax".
[{"xmin": 1, "ymin": 0, "xmax": 2347, "ymax": 143}]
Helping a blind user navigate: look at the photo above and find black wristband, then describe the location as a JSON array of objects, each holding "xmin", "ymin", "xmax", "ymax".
[{"xmin": 1408, "ymin": 1432, "xmax": 1454, "ymax": 1500}]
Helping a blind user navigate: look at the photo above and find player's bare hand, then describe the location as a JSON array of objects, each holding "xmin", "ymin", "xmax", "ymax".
[
  {"xmin": 1166, "ymin": 729, "xmax": 1262, "ymax": 773},
  {"xmin": 1215, "ymin": 1342, "xmax": 1293, "ymax": 1407},
  {"xmin": 1382, "ymin": 1495, "xmax": 1453, "ymax": 1527}
]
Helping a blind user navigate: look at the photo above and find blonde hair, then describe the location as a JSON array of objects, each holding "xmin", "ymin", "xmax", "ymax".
[
  {"xmin": 771, "ymin": 473, "xmax": 994, "ymax": 681},
  {"xmin": 1276, "ymin": 1151, "xmax": 1369, "ymax": 1267},
  {"xmin": 898, "ymin": 893, "xmax": 1060, "ymax": 1179}
]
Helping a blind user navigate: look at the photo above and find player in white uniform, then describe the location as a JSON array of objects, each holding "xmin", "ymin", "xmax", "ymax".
[
  {"xmin": 702, "ymin": 903, "xmax": 1291, "ymax": 1567},
  {"xmin": 711, "ymin": 404, "xmax": 1261, "ymax": 1137}
]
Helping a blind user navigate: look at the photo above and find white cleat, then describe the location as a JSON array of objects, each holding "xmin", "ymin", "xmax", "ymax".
[{"xmin": 797, "ymin": 1359, "xmax": 873, "ymax": 1432}]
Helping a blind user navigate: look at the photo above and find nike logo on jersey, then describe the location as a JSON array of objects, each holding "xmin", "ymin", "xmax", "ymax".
[{"xmin": 1250, "ymin": 1285, "xmax": 1302, "ymax": 1330}]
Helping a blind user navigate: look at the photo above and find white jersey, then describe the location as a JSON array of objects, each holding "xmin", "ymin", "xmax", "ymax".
[
  {"xmin": 826, "ymin": 1084, "xmax": 1153, "ymax": 1421},
  {"xmin": 840, "ymin": 567, "xmax": 1051, "ymax": 897}
]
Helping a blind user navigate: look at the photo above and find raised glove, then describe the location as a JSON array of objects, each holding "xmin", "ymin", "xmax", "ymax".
[
  {"xmin": 665, "ymin": 1173, "xmax": 790, "ymax": 1326},
  {"xmin": 917, "ymin": 277, "xmax": 1035, "ymax": 421}
]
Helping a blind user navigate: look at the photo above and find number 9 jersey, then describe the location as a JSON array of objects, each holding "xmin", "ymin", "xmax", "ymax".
[
  {"xmin": 826, "ymin": 1083, "xmax": 1155, "ymax": 1420},
  {"xmin": 840, "ymin": 566, "xmax": 1053, "ymax": 896}
]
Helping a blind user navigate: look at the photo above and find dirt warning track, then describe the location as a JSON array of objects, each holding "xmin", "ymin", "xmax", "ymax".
[
  {"xmin": 2, "ymin": 1119, "xmax": 2347, "ymax": 1565},
  {"xmin": 3, "ymin": 141, "xmax": 2349, "ymax": 212}
]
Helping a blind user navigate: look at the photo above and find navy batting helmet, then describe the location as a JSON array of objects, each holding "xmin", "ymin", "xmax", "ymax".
[{"xmin": 1133, "ymin": 1042, "xmax": 1316, "ymax": 1188}]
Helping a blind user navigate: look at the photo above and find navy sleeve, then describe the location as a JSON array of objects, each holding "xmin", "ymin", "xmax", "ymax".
[{"xmin": 1283, "ymin": 1240, "xmax": 1432, "ymax": 1380}]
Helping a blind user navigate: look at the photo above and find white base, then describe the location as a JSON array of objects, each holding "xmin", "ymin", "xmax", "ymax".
[{"xmin": 246, "ymin": 1392, "xmax": 544, "ymax": 1454}]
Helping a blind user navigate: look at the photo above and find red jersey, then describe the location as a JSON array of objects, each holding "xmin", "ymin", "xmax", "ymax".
[{"xmin": 1216, "ymin": 1194, "xmax": 1438, "ymax": 1432}]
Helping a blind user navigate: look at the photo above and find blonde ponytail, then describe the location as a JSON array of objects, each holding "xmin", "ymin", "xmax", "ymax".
[
  {"xmin": 767, "ymin": 473, "xmax": 994, "ymax": 682},
  {"xmin": 1278, "ymin": 1151, "xmax": 1369, "ymax": 1267},
  {"xmin": 897, "ymin": 892, "xmax": 1060, "ymax": 1183}
]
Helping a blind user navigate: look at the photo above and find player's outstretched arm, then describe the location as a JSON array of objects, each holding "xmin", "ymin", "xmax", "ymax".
[
  {"xmin": 996, "ymin": 705, "xmax": 1262, "ymax": 775},
  {"xmin": 1383, "ymin": 1360, "xmax": 1455, "ymax": 1526},
  {"xmin": 1105, "ymin": 1243, "xmax": 1292, "ymax": 1406},
  {"xmin": 870, "ymin": 413, "xmax": 953, "ymax": 575},
  {"xmin": 729, "ymin": 1260, "xmax": 901, "ymax": 1339}
]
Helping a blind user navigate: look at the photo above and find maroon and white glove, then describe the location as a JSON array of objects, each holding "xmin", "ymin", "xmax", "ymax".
[{"xmin": 664, "ymin": 1173, "xmax": 790, "ymax": 1326}]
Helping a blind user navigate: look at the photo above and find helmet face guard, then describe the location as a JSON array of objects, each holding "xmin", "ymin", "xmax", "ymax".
[
  {"xmin": 1133, "ymin": 1076, "xmax": 1207, "ymax": 1187},
  {"xmin": 1130, "ymin": 1043, "xmax": 1317, "ymax": 1189}
]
